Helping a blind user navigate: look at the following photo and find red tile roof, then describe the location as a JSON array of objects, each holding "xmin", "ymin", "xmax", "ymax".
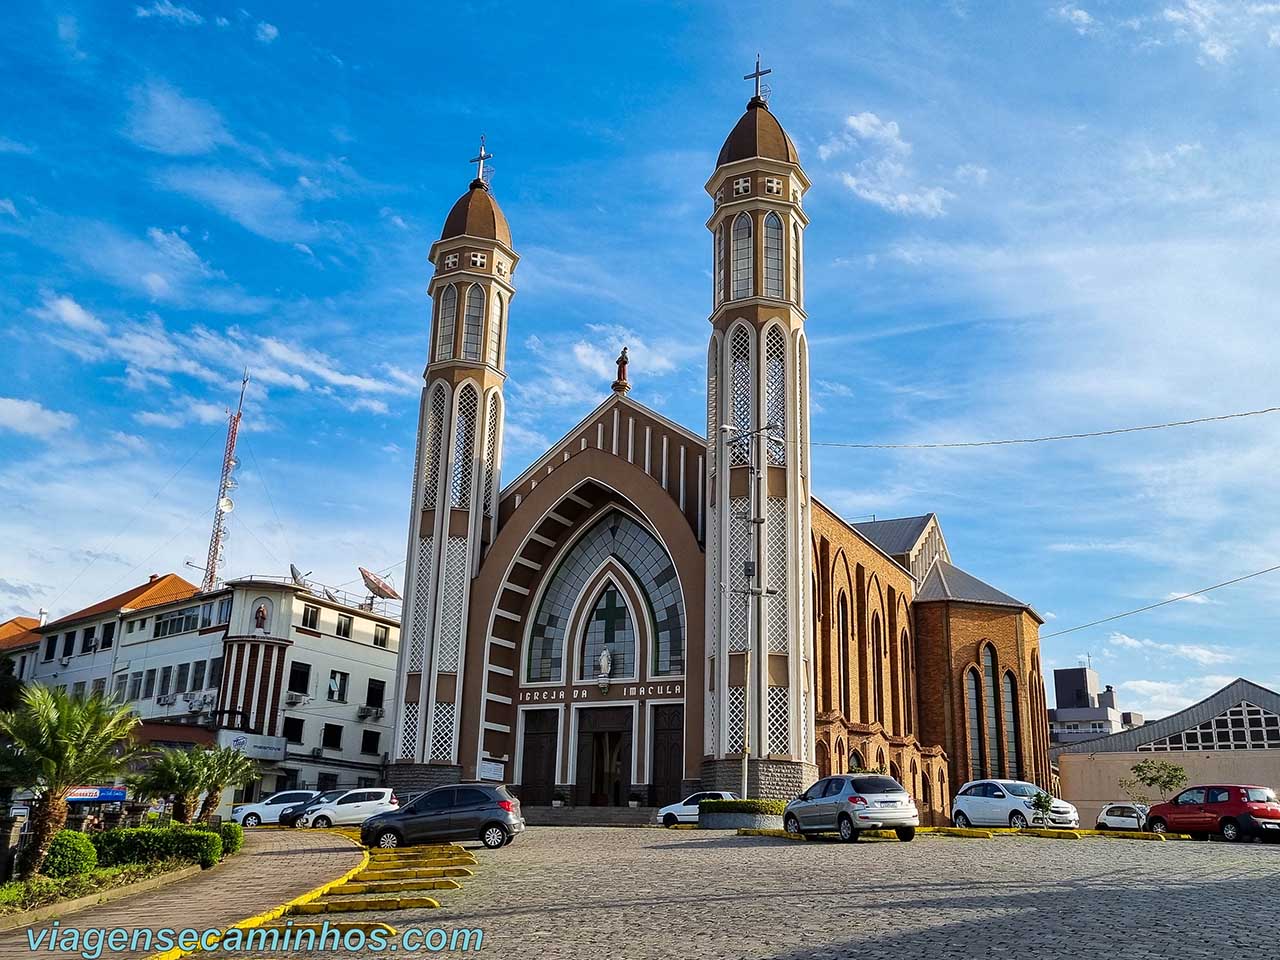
[
  {"xmin": 43, "ymin": 574, "xmax": 201, "ymax": 631},
  {"xmin": 0, "ymin": 616, "xmax": 41, "ymax": 654}
]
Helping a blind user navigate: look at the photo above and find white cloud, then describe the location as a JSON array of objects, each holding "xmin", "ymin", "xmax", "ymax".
[
  {"xmin": 255, "ymin": 22, "xmax": 279, "ymax": 43},
  {"xmin": 156, "ymin": 167, "xmax": 319, "ymax": 242},
  {"xmin": 954, "ymin": 163, "xmax": 990, "ymax": 185},
  {"xmin": 0, "ymin": 397, "xmax": 77, "ymax": 437},
  {"xmin": 1163, "ymin": 591, "xmax": 1215, "ymax": 605},
  {"xmin": 0, "ymin": 138, "xmax": 34, "ymax": 155},
  {"xmin": 134, "ymin": 1, "xmax": 204, "ymax": 25},
  {"xmin": 57, "ymin": 15, "xmax": 87, "ymax": 61},
  {"xmin": 32, "ymin": 292, "xmax": 107, "ymax": 335},
  {"xmin": 1119, "ymin": 675, "xmax": 1239, "ymax": 716},
  {"xmin": 1054, "ymin": 4, "xmax": 1096, "ymax": 34},
  {"xmin": 1106, "ymin": 631, "xmax": 1234, "ymax": 665},
  {"xmin": 822, "ymin": 112, "xmax": 953, "ymax": 218},
  {"xmin": 125, "ymin": 81, "xmax": 233, "ymax": 156},
  {"xmin": 0, "ymin": 199, "xmax": 15, "ymax": 218}
]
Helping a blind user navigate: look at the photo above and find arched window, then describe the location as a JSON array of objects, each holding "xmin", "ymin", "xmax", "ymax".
[
  {"xmin": 763, "ymin": 212, "xmax": 783, "ymax": 298},
  {"xmin": 816, "ymin": 740, "xmax": 830, "ymax": 778},
  {"xmin": 422, "ymin": 384, "xmax": 448, "ymax": 510},
  {"xmin": 901, "ymin": 628, "xmax": 912, "ymax": 735},
  {"xmin": 910, "ymin": 759, "xmax": 919, "ymax": 798},
  {"xmin": 764, "ymin": 326, "xmax": 787, "ymax": 465},
  {"xmin": 731, "ymin": 212, "xmax": 753, "ymax": 299},
  {"xmin": 450, "ymin": 384, "xmax": 479, "ymax": 508},
  {"xmin": 848, "ymin": 747, "xmax": 861, "ymax": 772},
  {"xmin": 838, "ymin": 594, "xmax": 851, "ymax": 718},
  {"xmin": 791, "ymin": 223, "xmax": 801, "ymax": 303},
  {"xmin": 983, "ymin": 646, "xmax": 1004, "ymax": 777},
  {"xmin": 714, "ymin": 222, "xmax": 725, "ymax": 304},
  {"xmin": 921, "ymin": 770, "xmax": 933, "ymax": 808},
  {"xmin": 890, "ymin": 760, "xmax": 901, "ymax": 783},
  {"xmin": 876, "ymin": 748, "xmax": 886, "ymax": 771},
  {"xmin": 872, "ymin": 613, "xmax": 885, "ymax": 725},
  {"xmin": 835, "ymin": 738, "xmax": 847, "ymax": 773},
  {"xmin": 486, "ymin": 293, "xmax": 503, "ymax": 367},
  {"xmin": 728, "ymin": 326, "xmax": 752, "ymax": 464},
  {"xmin": 434, "ymin": 284, "xmax": 457, "ymax": 360},
  {"xmin": 811, "ymin": 572, "xmax": 821, "ymax": 709},
  {"xmin": 965, "ymin": 667, "xmax": 985, "ymax": 781},
  {"xmin": 579, "ymin": 582, "xmax": 636, "ymax": 680},
  {"xmin": 1003, "ymin": 672, "xmax": 1022, "ymax": 780},
  {"xmin": 462, "ymin": 285, "xmax": 485, "ymax": 361}
]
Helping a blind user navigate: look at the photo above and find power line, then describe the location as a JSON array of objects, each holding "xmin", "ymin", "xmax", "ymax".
[
  {"xmin": 810, "ymin": 404, "xmax": 1280, "ymax": 450},
  {"xmin": 1041, "ymin": 563, "xmax": 1280, "ymax": 640}
]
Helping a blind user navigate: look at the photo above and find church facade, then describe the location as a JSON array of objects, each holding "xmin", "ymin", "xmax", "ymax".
[{"xmin": 388, "ymin": 87, "xmax": 1051, "ymax": 820}]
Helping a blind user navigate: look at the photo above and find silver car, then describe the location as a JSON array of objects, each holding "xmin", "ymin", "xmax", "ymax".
[{"xmin": 784, "ymin": 774, "xmax": 920, "ymax": 842}]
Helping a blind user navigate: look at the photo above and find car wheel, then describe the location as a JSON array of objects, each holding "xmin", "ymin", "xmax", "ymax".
[
  {"xmin": 663, "ymin": 813, "xmax": 678, "ymax": 828},
  {"xmin": 952, "ymin": 811, "xmax": 971, "ymax": 829},
  {"xmin": 837, "ymin": 815, "xmax": 859, "ymax": 843},
  {"xmin": 312, "ymin": 815, "xmax": 332, "ymax": 828},
  {"xmin": 1147, "ymin": 818, "xmax": 1168, "ymax": 834},
  {"xmin": 1220, "ymin": 819, "xmax": 1243, "ymax": 842},
  {"xmin": 375, "ymin": 830, "xmax": 400, "ymax": 849},
  {"xmin": 1010, "ymin": 811, "xmax": 1029, "ymax": 830},
  {"xmin": 784, "ymin": 814, "xmax": 802, "ymax": 836},
  {"xmin": 242, "ymin": 813, "xmax": 261, "ymax": 827},
  {"xmin": 481, "ymin": 824, "xmax": 509, "ymax": 849},
  {"xmin": 1096, "ymin": 823, "xmax": 1108, "ymax": 830},
  {"xmin": 896, "ymin": 827, "xmax": 916, "ymax": 842}
]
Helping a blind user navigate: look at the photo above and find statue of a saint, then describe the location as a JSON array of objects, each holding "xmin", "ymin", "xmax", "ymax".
[
  {"xmin": 254, "ymin": 604, "xmax": 268, "ymax": 630},
  {"xmin": 598, "ymin": 647, "xmax": 612, "ymax": 679}
]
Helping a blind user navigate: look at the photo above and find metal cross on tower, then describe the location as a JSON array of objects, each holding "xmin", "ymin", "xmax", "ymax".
[
  {"xmin": 201, "ymin": 371, "xmax": 249, "ymax": 592},
  {"xmin": 470, "ymin": 135, "xmax": 494, "ymax": 183},
  {"xmin": 744, "ymin": 53, "xmax": 772, "ymax": 99}
]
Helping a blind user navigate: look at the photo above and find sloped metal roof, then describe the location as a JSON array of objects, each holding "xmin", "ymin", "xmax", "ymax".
[
  {"xmin": 851, "ymin": 514, "xmax": 934, "ymax": 557},
  {"xmin": 915, "ymin": 559, "xmax": 1042, "ymax": 622}
]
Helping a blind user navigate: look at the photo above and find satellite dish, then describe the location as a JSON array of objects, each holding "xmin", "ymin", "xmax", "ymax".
[
  {"xmin": 289, "ymin": 564, "xmax": 310, "ymax": 587},
  {"xmin": 359, "ymin": 566, "xmax": 401, "ymax": 600},
  {"xmin": 217, "ymin": 496, "xmax": 235, "ymax": 514},
  {"xmin": 323, "ymin": 588, "xmax": 339, "ymax": 603},
  {"xmin": 224, "ymin": 477, "xmax": 239, "ymax": 491}
]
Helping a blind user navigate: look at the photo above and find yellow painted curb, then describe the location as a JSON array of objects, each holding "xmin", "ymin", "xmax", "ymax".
[
  {"xmin": 1018, "ymin": 828, "xmax": 1082, "ymax": 839},
  {"xmin": 331, "ymin": 878, "xmax": 462, "ymax": 894},
  {"xmin": 296, "ymin": 895, "xmax": 440, "ymax": 913},
  {"xmin": 144, "ymin": 837, "xmax": 369, "ymax": 960},
  {"xmin": 930, "ymin": 827, "xmax": 997, "ymax": 839},
  {"xmin": 256, "ymin": 921, "xmax": 398, "ymax": 935}
]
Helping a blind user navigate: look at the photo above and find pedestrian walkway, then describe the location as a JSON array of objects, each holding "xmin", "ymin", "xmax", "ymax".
[{"xmin": 0, "ymin": 829, "xmax": 363, "ymax": 960}]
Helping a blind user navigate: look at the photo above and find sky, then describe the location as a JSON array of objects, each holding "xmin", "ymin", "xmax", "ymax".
[{"xmin": 3, "ymin": 1, "xmax": 1279, "ymax": 718}]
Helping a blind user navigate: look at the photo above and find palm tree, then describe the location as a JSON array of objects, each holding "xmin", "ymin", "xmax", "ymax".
[
  {"xmin": 194, "ymin": 746, "xmax": 259, "ymax": 822},
  {"xmin": 0, "ymin": 685, "xmax": 141, "ymax": 878},
  {"xmin": 127, "ymin": 748, "xmax": 205, "ymax": 824}
]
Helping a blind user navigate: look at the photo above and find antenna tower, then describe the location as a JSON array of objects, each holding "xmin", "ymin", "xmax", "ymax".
[{"xmin": 202, "ymin": 371, "xmax": 249, "ymax": 592}]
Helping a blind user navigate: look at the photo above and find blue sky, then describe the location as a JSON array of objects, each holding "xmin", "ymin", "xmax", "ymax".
[{"xmin": 3, "ymin": 1, "xmax": 1279, "ymax": 717}]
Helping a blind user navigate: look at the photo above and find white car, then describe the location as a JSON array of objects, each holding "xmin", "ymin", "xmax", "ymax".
[
  {"xmin": 657, "ymin": 790, "xmax": 739, "ymax": 826},
  {"xmin": 301, "ymin": 788, "xmax": 399, "ymax": 827},
  {"xmin": 951, "ymin": 779, "xmax": 1079, "ymax": 829},
  {"xmin": 232, "ymin": 789, "xmax": 319, "ymax": 827},
  {"xmin": 1096, "ymin": 801, "xmax": 1148, "ymax": 831}
]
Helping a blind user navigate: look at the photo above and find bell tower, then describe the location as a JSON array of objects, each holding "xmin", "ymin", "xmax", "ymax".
[
  {"xmin": 392, "ymin": 138, "xmax": 518, "ymax": 781},
  {"xmin": 703, "ymin": 60, "xmax": 816, "ymax": 797}
]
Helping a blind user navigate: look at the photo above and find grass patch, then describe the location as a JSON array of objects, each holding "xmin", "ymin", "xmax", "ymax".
[{"xmin": 0, "ymin": 859, "xmax": 190, "ymax": 915}]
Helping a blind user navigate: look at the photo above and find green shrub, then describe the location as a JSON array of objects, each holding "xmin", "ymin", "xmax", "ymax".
[
  {"xmin": 698, "ymin": 798, "xmax": 788, "ymax": 816},
  {"xmin": 190, "ymin": 821, "xmax": 243, "ymax": 856},
  {"xmin": 42, "ymin": 830, "xmax": 98, "ymax": 878},
  {"xmin": 91, "ymin": 826, "xmax": 223, "ymax": 869},
  {"xmin": 0, "ymin": 860, "xmax": 188, "ymax": 915}
]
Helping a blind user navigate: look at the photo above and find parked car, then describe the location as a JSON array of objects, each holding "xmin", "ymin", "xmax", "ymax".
[
  {"xmin": 656, "ymin": 790, "xmax": 739, "ymax": 827},
  {"xmin": 783, "ymin": 774, "xmax": 919, "ymax": 842},
  {"xmin": 360, "ymin": 783, "xmax": 525, "ymax": 850},
  {"xmin": 1145, "ymin": 784, "xmax": 1280, "ymax": 841},
  {"xmin": 279, "ymin": 789, "xmax": 348, "ymax": 827},
  {"xmin": 231, "ymin": 789, "xmax": 319, "ymax": 827},
  {"xmin": 1095, "ymin": 802, "xmax": 1148, "ymax": 831},
  {"xmin": 300, "ymin": 788, "xmax": 399, "ymax": 827},
  {"xmin": 951, "ymin": 779, "xmax": 1079, "ymax": 829}
]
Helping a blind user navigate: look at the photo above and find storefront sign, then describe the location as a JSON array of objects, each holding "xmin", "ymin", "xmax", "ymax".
[
  {"xmin": 478, "ymin": 759, "xmax": 505, "ymax": 781},
  {"xmin": 67, "ymin": 787, "xmax": 127, "ymax": 803},
  {"xmin": 216, "ymin": 729, "xmax": 287, "ymax": 762}
]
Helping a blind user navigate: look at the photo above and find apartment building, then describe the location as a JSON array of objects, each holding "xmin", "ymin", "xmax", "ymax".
[{"xmin": 1047, "ymin": 666, "xmax": 1145, "ymax": 747}]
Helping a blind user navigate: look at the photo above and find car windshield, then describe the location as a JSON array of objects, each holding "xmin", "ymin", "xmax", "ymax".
[
  {"xmin": 309, "ymin": 791, "xmax": 346, "ymax": 807},
  {"xmin": 1003, "ymin": 783, "xmax": 1042, "ymax": 798},
  {"xmin": 1246, "ymin": 788, "xmax": 1278, "ymax": 803},
  {"xmin": 849, "ymin": 776, "xmax": 904, "ymax": 795}
]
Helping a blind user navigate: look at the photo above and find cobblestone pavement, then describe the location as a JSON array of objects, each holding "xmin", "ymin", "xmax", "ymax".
[
  {"xmin": 0, "ymin": 828, "xmax": 362, "ymax": 960},
  {"xmin": 377, "ymin": 827, "xmax": 1278, "ymax": 959}
]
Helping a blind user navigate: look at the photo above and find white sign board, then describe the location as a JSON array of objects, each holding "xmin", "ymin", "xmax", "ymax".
[
  {"xmin": 478, "ymin": 759, "xmax": 505, "ymax": 782},
  {"xmin": 216, "ymin": 729, "xmax": 287, "ymax": 762}
]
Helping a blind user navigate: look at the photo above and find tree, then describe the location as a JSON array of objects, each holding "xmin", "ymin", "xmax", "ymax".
[
  {"xmin": 0, "ymin": 685, "xmax": 141, "ymax": 878},
  {"xmin": 0, "ymin": 656, "xmax": 22, "ymax": 713},
  {"xmin": 194, "ymin": 746, "xmax": 259, "ymax": 822},
  {"xmin": 127, "ymin": 748, "xmax": 205, "ymax": 823},
  {"xmin": 1030, "ymin": 790, "xmax": 1055, "ymax": 827},
  {"xmin": 1118, "ymin": 758, "xmax": 1188, "ymax": 807}
]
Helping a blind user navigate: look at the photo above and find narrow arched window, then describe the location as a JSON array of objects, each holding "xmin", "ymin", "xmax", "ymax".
[
  {"xmin": 838, "ymin": 594, "xmax": 851, "ymax": 719},
  {"xmin": 450, "ymin": 384, "xmax": 479, "ymax": 508},
  {"xmin": 714, "ymin": 223, "xmax": 725, "ymax": 304},
  {"xmin": 764, "ymin": 326, "xmax": 787, "ymax": 465},
  {"xmin": 983, "ymin": 646, "xmax": 1004, "ymax": 777},
  {"xmin": 422, "ymin": 384, "xmax": 448, "ymax": 510},
  {"xmin": 872, "ymin": 613, "xmax": 885, "ymax": 724},
  {"xmin": 728, "ymin": 326, "xmax": 752, "ymax": 464},
  {"xmin": 849, "ymin": 748, "xmax": 862, "ymax": 772},
  {"xmin": 791, "ymin": 223, "xmax": 801, "ymax": 304},
  {"xmin": 731, "ymin": 212, "xmax": 753, "ymax": 299},
  {"xmin": 901, "ymin": 628, "xmax": 912, "ymax": 735},
  {"xmin": 434, "ymin": 285, "xmax": 457, "ymax": 361},
  {"xmin": 462, "ymin": 285, "xmax": 485, "ymax": 361},
  {"xmin": 486, "ymin": 293, "xmax": 503, "ymax": 367},
  {"xmin": 1003, "ymin": 672, "xmax": 1022, "ymax": 780},
  {"xmin": 763, "ymin": 212, "xmax": 783, "ymax": 298},
  {"xmin": 965, "ymin": 667, "xmax": 984, "ymax": 781}
]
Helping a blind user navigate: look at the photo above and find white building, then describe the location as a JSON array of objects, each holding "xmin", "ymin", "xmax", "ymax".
[{"xmin": 29, "ymin": 571, "xmax": 400, "ymax": 801}]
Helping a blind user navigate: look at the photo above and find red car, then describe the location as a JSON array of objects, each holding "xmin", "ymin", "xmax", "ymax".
[{"xmin": 1146, "ymin": 784, "xmax": 1280, "ymax": 841}]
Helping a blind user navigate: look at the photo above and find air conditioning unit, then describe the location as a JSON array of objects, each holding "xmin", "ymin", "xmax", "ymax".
[
  {"xmin": 310, "ymin": 747, "xmax": 324, "ymax": 758},
  {"xmin": 356, "ymin": 705, "xmax": 384, "ymax": 720},
  {"xmin": 182, "ymin": 692, "xmax": 198, "ymax": 703},
  {"xmin": 285, "ymin": 691, "xmax": 307, "ymax": 706},
  {"xmin": 156, "ymin": 693, "xmax": 177, "ymax": 706},
  {"xmin": 59, "ymin": 656, "xmax": 71, "ymax": 666}
]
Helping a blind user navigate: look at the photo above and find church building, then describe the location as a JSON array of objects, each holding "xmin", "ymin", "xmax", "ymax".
[{"xmin": 388, "ymin": 73, "xmax": 1051, "ymax": 821}]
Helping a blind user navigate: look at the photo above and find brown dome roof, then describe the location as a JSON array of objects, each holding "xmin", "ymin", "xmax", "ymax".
[
  {"xmin": 440, "ymin": 179, "xmax": 511, "ymax": 247},
  {"xmin": 716, "ymin": 97, "xmax": 800, "ymax": 168}
]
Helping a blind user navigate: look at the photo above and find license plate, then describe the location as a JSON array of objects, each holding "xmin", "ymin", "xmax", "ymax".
[
  {"xmin": 877, "ymin": 801, "xmax": 899, "ymax": 807},
  {"xmin": 1264, "ymin": 823, "xmax": 1278, "ymax": 830}
]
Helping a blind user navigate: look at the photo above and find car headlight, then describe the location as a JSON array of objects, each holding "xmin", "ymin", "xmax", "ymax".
[
  {"xmin": 232, "ymin": 806, "xmax": 244, "ymax": 814},
  {"xmin": 1023, "ymin": 800, "xmax": 1036, "ymax": 809}
]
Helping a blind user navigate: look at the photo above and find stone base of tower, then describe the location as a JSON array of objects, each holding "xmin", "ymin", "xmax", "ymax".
[
  {"xmin": 699, "ymin": 758, "xmax": 817, "ymax": 800},
  {"xmin": 384, "ymin": 761, "xmax": 463, "ymax": 793}
]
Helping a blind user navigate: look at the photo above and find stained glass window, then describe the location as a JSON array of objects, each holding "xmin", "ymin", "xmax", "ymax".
[{"xmin": 579, "ymin": 584, "xmax": 635, "ymax": 680}]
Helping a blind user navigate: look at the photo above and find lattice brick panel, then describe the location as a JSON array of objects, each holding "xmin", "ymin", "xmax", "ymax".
[
  {"xmin": 766, "ymin": 496, "xmax": 789, "ymax": 653},
  {"xmin": 707, "ymin": 343, "xmax": 718, "ymax": 475},
  {"xmin": 765, "ymin": 326, "xmax": 787, "ymax": 465},
  {"xmin": 407, "ymin": 536, "xmax": 433, "ymax": 672},
  {"xmin": 728, "ymin": 497, "xmax": 751, "ymax": 651},
  {"xmin": 451, "ymin": 386, "xmax": 479, "ymax": 508},
  {"xmin": 768, "ymin": 686, "xmax": 790, "ymax": 756},
  {"xmin": 482, "ymin": 398, "xmax": 500, "ymax": 517},
  {"xmin": 728, "ymin": 686, "xmax": 747, "ymax": 753},
  {"xmin": 399, "ymin": 702, "xmax": 420, "ymax": 760},
  {"xmin": 429, "ymin": 701, "xmax": 455, "ymax": 761},
  {"xmin": 1137, "ymin": 700, "xmax": 1280, "ymax": 752},
  {"xmin": 423, "ymin": 386, "xmax": 447, "ymax": 510},
  {"xmin": 729, "ymin": 328, "xmax": 752, "ymax": 464},
  {"xmin": 705, "ymin": 684, "xmax": 718, "ymax": 755},
  {"xmin": 436, "ymin": 537, "xmax": 469, "ymax": 671}
]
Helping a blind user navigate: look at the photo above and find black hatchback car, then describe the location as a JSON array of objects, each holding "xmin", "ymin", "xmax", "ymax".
[
  {"xmin": 278, "ymin": 789, "xmax": 347, "ymax": 827},
  {"xmin": 360, "ymin": 783, "xmax": 525, "ymax": 850}
]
